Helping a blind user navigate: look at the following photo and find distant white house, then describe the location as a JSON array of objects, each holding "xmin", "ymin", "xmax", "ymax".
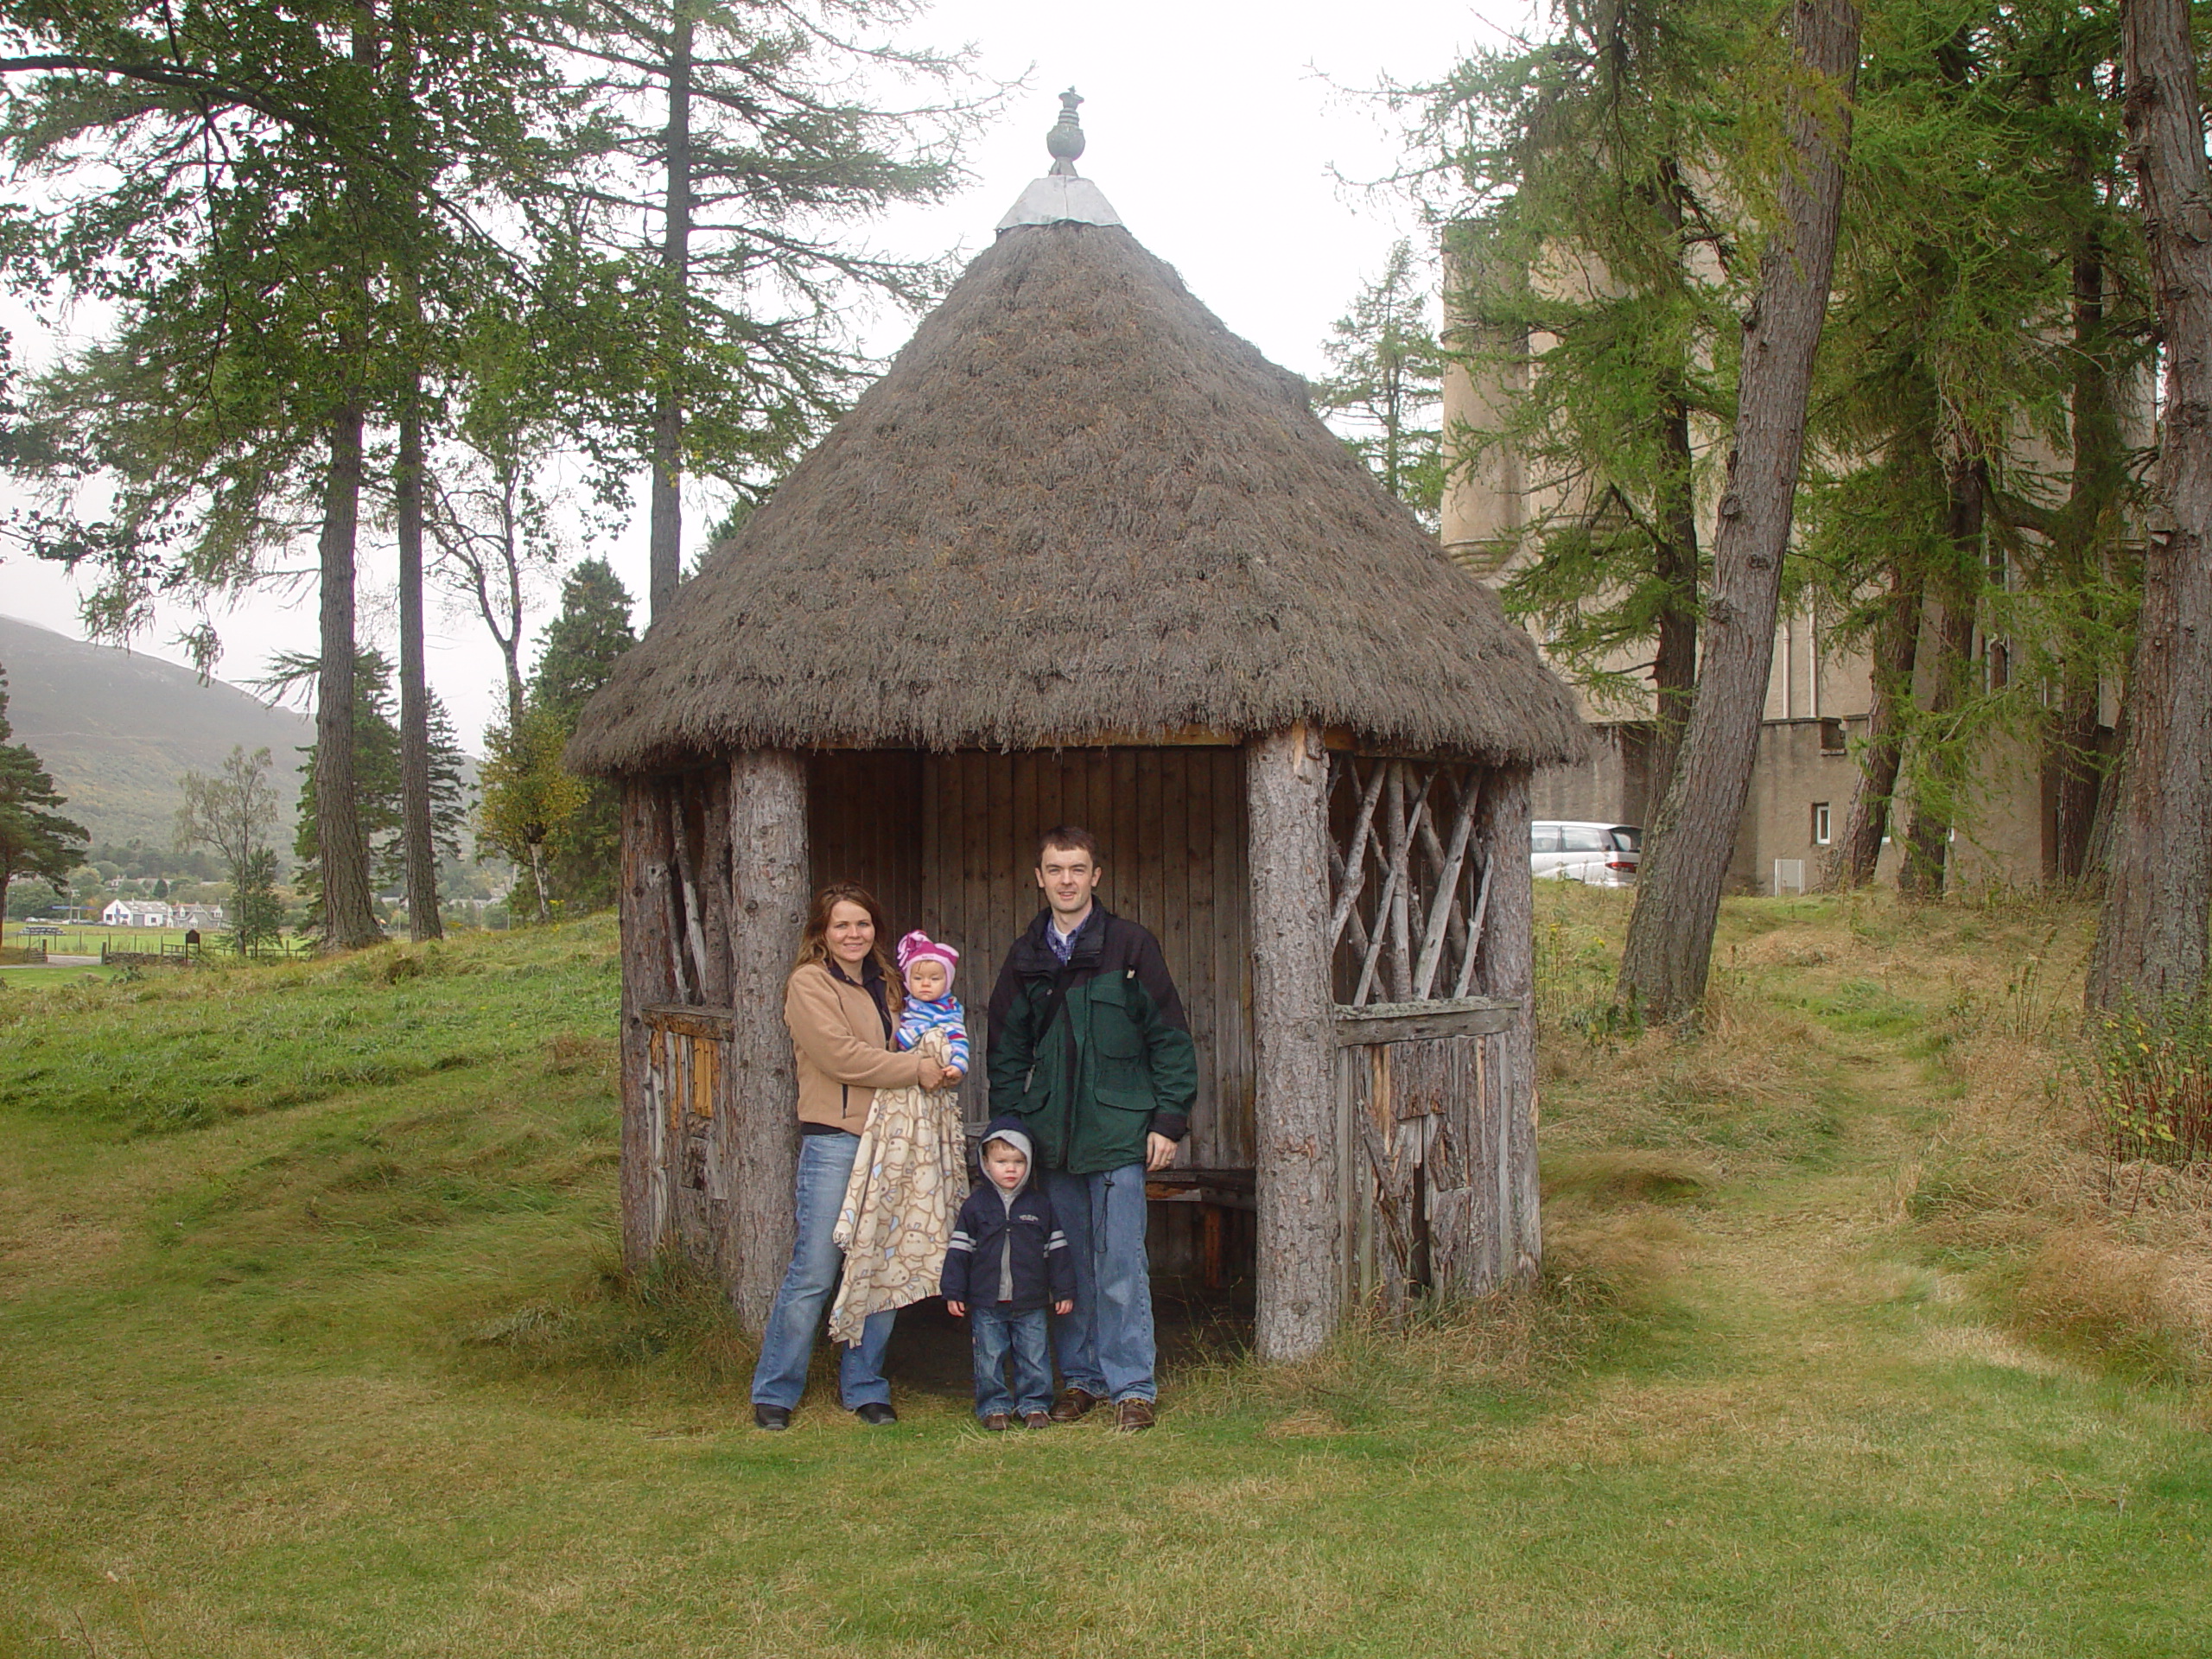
[
  {"xmin": 172, "ymin": 903, "xmax": 226, "ymax": 930},
  {"xmin": 101, "ymin": 899, "xmax": 173, "ymax": 928}
]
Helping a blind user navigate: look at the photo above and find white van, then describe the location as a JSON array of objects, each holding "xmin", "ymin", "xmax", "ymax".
[{"xmin": 1531, "ymin": 821, "xmax": 1642, "ymax": 887}]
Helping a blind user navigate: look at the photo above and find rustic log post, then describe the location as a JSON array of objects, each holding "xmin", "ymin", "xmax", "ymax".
[
  {"xmin": 1248, "ymin": 725, "xmax": 1341, "ymax": 1361},
  {"xmin": 619, "ymin": 779, "xmax": 680, "ymax": 1272},
  {"xmin": 1471, "ymin": 766, "xmax": 1541, "ymax": 1287},
  {"xmin": 725, "ymin": 748, "xmax": 809, "ymax": 1334}
]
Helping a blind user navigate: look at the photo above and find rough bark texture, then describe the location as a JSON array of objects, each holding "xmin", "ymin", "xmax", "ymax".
[
  {"xmin": 2093, "ymin": 0, "xmax": 2212, "ymax": 1013},
  {"xmin": 1247, "ymin": 726, "xmax": 1340, "ymax": 1362},
  {"xmin": 1469, "ymin": 766, "xmax": 1540, "ymax": 1287},
  {"xmin": 726, "ymin": 749, "xmax": 807, "ymax": 1333},
  {"xmin": 396, "ymin": 397, "xmax": 441, "ymax": 941},
  {"xmin": 619, "ymin": 780, "xmax": 679, "ymax": 1271},
  {"xmin": 1649, "ymin": 392, "xmax": 1701, "ymax": 803},
  {"xmin": 1617, "ymin": 0, "xmax": 1860, "ymax": 1021},
  {"xmin": 1830, "ymin": 563, "xmax": 1923, "ymax": 887},
  {"xmin": 315, "ymin": 405, "xmax": 383, "ymax": 950},
  {"xmin": 646, "ymin": 10, "xmax": 693, "ymax": 622}
]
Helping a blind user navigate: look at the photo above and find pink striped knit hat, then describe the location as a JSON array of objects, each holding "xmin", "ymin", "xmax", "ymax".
[{"xmin": 896, "ymin": 930, "xmax": 958, "ymax": 992}]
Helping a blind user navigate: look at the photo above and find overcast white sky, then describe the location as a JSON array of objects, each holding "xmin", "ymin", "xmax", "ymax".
[{"xmin": 3, "ymin": 1, "xmax": 1534, "ymax": 747}]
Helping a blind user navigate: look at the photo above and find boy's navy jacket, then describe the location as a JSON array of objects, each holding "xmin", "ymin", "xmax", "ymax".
[{"xmin": 940, "ymin": 1118, "xmax": 1076, "ymax": 1313}]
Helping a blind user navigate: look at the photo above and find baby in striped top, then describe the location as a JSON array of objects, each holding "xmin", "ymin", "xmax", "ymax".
[{"xmin": 894, "ymin": 931, "xmax": 969, "ymax": 1083}]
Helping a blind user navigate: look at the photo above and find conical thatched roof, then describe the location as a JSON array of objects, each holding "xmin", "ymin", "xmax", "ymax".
[{"xmin": 569, "ymin": 212, "xmax": 1585, "ymax": 776}]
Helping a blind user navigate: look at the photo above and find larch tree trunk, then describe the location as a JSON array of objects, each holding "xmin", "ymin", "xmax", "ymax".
[
  {"xmin": 1899, "ymin": 452, "xmax": 1985, "ymax": 900},
  {"xmin": 2051, "ymin": 230, "xmax": 2125, "ymax": 888},
  {"xmin": 726, "ymin": 748, "xmax": 807, "ymax": 1334},
  {"xmin": 2091, "ymin": 0, "xmax": 2212, "ymax": 1013},
  {"xmin": 397, "ymin": 393, "xmax": 442, "ymax": 941},
  {"xmin": 315, "ymin": 405, "xmax": 383, "ymax": 950},
  {"xmin": 1830, "ymin": 563, "xmax": 1923, "ymax": 887},
  {"xmin": 1649, "ymin": 391, "xmax": 1701, "ymax": 804},
  {"xmin": 1246, "ymin": 725, "xmax": 1340, "ymax": 1363},
  {"xmin": 1617, "ymin": 0, "xmax": 1861, "ymax": 1022},
  {"xmin": 646, "ymin": 6, "xmax": 694, "ymax": 621}
]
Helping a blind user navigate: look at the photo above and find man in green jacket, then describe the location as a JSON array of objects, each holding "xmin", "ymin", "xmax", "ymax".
[{"xmin": 986, "ymin": 826, "xmax": 1198, "ymax": 1431}]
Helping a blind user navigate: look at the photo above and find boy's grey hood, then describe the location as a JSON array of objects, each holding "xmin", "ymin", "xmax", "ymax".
[{"xmin": 980, "ymin": 1119, "xmax": 1035, "ymax": 1199}]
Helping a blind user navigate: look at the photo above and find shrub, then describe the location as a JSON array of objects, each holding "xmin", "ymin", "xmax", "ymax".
[{"xmin": 2084, "ymin": 1003, "xmax": 2212, "ymax": 1167}]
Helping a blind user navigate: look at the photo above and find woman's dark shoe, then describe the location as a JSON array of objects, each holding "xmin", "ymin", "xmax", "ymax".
[
  {"xmin": 1048, "ymin": 1387, "xmax": 1102, "ymax": 1422},
  {"xmin": 753, "ymin": 1404, "xmax": 791, "ymax": 1431},
  {"xmin": 1023, "ymin": 1411, "xmax": 1052, "ymax": 1429},
  {"xmin": 853, "ymin": 1402, "xmax": 898, "ymax": 1426},
  {"xmin": 981, "ymin": 1413, "xmax": 1013, "ymax": 1432}
]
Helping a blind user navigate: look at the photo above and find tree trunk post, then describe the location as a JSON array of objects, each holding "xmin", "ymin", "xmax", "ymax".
[
  {"xmin": 1471, "ymin": 765, "xmax": 1541, "ymax": 1286},
  {"xmin": 2090, "ymin": 0, "xmax": 2212, "ymax": 1014},
  {"xmin": 726, "ymin": 747, "xmax": 808, "ymax": 1334},
  {"xmin": 1829, "ymin": 564, "xmax": 1922, "ymax": 888},
  {"xmin": 619, "ymin": 779, "xmax": 679, "ymax": 1272},
  {"xmin": 315, "ymin": 405, "xmax": 383, "ymax": 950},
  {"xmin": 1247, "ymin": 725, "xmax": 1340, "ymax": 1363},
  {"xmin": 396, "ymin": 394, "xmax": 442, "ymax": 942},
  {"xmin": 1616, "ymin": 0, "xmax": 1860, "ymax": 1022}
]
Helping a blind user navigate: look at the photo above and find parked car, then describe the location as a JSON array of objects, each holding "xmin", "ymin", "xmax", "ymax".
[{"xmin": 1531, "ymin": 821, "xmax": 1641, "ymax": 887}]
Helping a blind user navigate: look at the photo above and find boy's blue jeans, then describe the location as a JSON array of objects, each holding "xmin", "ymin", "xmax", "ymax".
[
  {"xmin": 969, "ymin": 1304, "xmax": 1052, "ymax": 1420},
  {"xmin": 1045, "ymin": 1162, "xmax": 1156, "ymax": 1403},
  {"xmin": 749, "ymin": 1132, "xmax": 895, "ymax": 1411}
]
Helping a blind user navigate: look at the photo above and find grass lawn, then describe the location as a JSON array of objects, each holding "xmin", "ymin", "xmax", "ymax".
[{"xmin": 2, "ymin": 899, "xmax": 2207, "ymax": 1656}]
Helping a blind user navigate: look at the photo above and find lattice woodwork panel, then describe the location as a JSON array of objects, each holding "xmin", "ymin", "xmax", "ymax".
[{"xmin": 1325, "ymin": 756, "xmax": 1491, "ymax": 1007}]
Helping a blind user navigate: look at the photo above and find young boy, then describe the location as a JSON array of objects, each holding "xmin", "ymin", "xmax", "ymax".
[{"xmin": 941, "ymin": 1118, "xmax": 1075, "ymax": 1429}]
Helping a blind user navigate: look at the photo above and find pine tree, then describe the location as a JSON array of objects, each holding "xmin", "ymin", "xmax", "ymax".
[
  {"xmin": 0, "ymin": 669, "xmax": 88, "ymax": 903},
  {"xmin": 1314, "ymin": 241, "xmax": 1447, "ymax": 527},
  {"xmin": 530, "ymin": 558, "xmax": 635, "ymax": 910}
]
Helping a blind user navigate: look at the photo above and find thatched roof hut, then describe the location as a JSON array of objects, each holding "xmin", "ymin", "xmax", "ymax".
[
  {"xmin": 568, "ymin": 211, "xmax": 1581, "ymax": 770},
  {"xmin": 574, "ymin": 105, "xmax": 1582, "ymax": 1364}
]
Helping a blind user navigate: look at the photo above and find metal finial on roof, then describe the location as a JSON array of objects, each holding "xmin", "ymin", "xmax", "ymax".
[{"xmin": 1047, "ymin": 88, "xmax": 1085, "ymax": 176}]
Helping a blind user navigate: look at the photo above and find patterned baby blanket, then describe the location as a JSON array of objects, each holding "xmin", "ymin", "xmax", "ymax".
[{"xmin": 828, "ymin": 1027, "xmax": 968, "ymax": 1346}]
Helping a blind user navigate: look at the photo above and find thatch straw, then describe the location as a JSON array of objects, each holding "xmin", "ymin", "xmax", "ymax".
[{"xmin": 569, "ymin": 220, "xmax": 1586, "ymax": 775}]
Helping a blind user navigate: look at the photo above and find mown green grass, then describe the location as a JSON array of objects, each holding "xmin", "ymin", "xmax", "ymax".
[{"xmin": 4, "ymin": 900, "xmax": 2209, "ymax": 1656}]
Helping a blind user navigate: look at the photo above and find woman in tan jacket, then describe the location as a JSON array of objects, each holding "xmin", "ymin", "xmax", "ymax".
[{"xmin": 750, "ymin": 881, "xmax": 946, "ymax": 1428}]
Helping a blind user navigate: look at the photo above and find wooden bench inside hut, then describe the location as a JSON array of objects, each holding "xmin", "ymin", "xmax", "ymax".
[{"xmin": 569, "ymin": 105, "xmax": 1585, "ymax": 1363}]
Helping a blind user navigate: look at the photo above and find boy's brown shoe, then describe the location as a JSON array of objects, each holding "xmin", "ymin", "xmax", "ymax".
[
  {"xmin": 981, "ymin": 1413, "xmax": 1013, "ymax": 1432},
  {"xmin": 1048, "ymin": 1387, "xmax": 1102, "ymax": 1422},
  {"xmin": 1114, "ymin": 1397, "xmax": 1155, "ymax": 1433},
  {"xmin": 1023, "ymin": 1411, "xmax": 1051, "ymax": 1429}
]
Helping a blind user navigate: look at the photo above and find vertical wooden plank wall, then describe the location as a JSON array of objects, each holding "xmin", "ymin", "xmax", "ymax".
[
  {"xmin": 805, "ymin": 747, "xmax": 1255, "ymax": 1167},
  {"xmin": 619, "ymin": 780, "xmax": 680, "ymax": 1271}
]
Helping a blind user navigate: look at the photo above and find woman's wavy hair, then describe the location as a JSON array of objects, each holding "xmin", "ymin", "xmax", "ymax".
[{"xmin": 793, "ymin": 880, "xmax": 904, "ymax": 1016}]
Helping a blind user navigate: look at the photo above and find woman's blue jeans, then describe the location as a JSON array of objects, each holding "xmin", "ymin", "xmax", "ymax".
[{"xmin": 748, "ymin": 1131, "xmax": 896, "ymax": 1410}]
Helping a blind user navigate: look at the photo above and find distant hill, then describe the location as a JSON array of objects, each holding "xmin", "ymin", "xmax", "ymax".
[{"xmin": 0, "ymin": 613, "xmax": 314, "ymax": 852}]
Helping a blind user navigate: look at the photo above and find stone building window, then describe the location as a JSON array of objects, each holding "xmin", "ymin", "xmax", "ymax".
[
  {"xmin": 1812, "ymin": 802, "xmax": 1832, "ymax": 846},
  {"xmin": 1819, "ymin": 717, "xmax": 1847, "ymax": 754}
]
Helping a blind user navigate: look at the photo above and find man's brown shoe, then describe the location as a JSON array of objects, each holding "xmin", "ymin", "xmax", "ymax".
[
  {"xmin": 1023, "ymin": 1411, "xmax": 1052, "ymax": 1429},
  {"xmin": 1048, "ymin": 1388, "xmax": 1102, "ymax": 1423},
  {"xmin": 1114, "ymin": 1397, "xmax": 1155, "ymax": 1433},
  {"xmin": 981, "ymin": 1413, "xmax": 1013, "ymax": 1432}
]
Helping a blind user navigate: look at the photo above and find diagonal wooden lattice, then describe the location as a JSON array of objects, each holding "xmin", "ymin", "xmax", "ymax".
[{"xmin": 1326, "ymin": 756, "xmax": 1491, "ymax": 1007}]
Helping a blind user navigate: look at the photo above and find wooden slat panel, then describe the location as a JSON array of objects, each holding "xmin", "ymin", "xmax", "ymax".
[
  {"xmin": 642, "ymin": 1004, "xmax": 736, "ymax": 1040},
  {"xmin": 1331, "ymin": 997, "xmax": 1521, "ymax": 1046}
]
